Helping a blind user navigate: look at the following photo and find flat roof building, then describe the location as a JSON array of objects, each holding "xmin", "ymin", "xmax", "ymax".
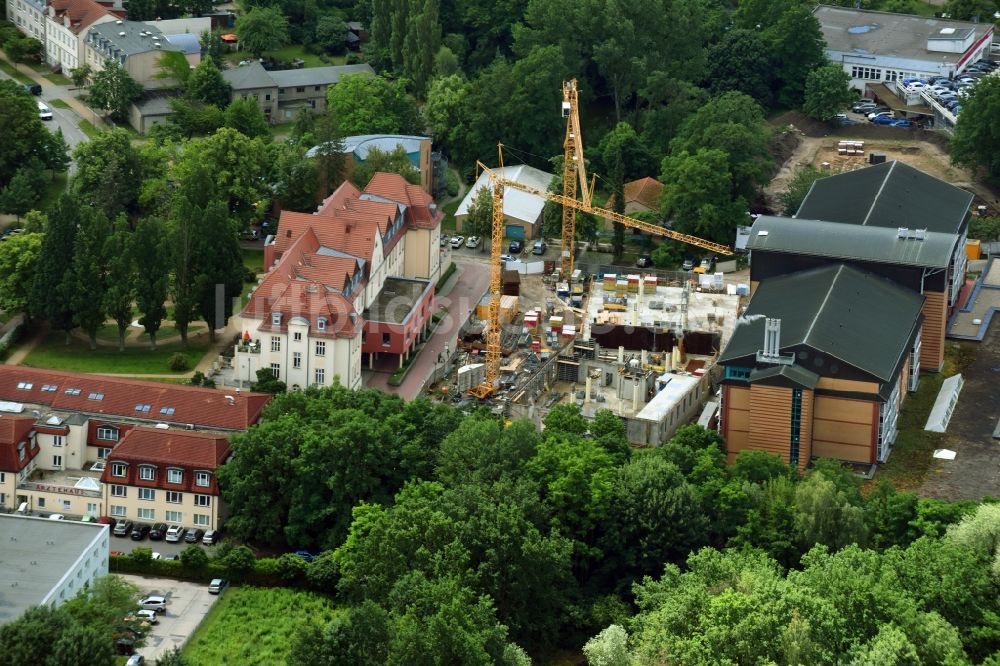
[
  {"xmin": 0, "ymin": 515, "xmax": 109, "ymax": 624},
  {"xmin": 814, "ymin": 5, "xmax": 994, "ymax": 91}
]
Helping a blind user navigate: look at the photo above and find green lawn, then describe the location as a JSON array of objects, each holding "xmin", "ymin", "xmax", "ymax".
[
  {"xmin": 441, "ymin": 199, "xmax": 460, "ymax": 233},
  {"xmin": 78, "ymin": 119, "xmax": 100, "ymax": 139},
  {"xmin": 48, "ymin": 98, "xmax": 71, "ymax": 109},
  {"xmin": 243, "ymin": 248, "xmax": 265, "ymax": 274},
  {"xmin": 183, "ymin": 587, "xmax": 341, "ymax": 666},
  {"xmin": 43, "ymin": 72, "xmax": 72, "ymax": 86},
  {"xmin": 22, "ymin": 330, "xmax": 210, "ymax": 374},
  {"xmin": 0, "ymin": 60, "xmax": 32, "ymax": 84}
]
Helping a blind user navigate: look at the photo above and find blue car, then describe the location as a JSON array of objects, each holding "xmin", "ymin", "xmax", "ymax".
[
  {"xmin": 890, "ymin": 119, "xmax": 914, "ymax": 128},
  {"xmin": 872, "ymin": 114, "xmax": 898, "ymax": 125},
  {"xmin": 293, "ymin": 550, "xmax": 316, "ymax": 562}
]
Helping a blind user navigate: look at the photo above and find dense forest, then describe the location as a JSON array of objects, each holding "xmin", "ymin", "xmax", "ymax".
[{"xmin": 217, "ymin": 386, "xmax": 1000, "ymax": 664}]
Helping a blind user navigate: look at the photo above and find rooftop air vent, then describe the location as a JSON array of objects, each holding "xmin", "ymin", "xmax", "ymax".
[{"xmin": 897, "ymin": 227, "xmax": 909, "ymax": 238}]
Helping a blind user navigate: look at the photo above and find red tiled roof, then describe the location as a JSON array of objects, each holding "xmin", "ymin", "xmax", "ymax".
[
  {"xmin": 0, "ymin": 415, "xmax": 37, "ymax": 472},
  {"xmin": 102, "ymin": 427, "xmax": 230, "ymax": 493},
  {"xmin": 48, "ymin": 0, "xmax": 117, "ymax": 33},
  {"xmin": 623, "ymin": 177, "xmax": 664, "ymax": 211},
  {"xmin": 364, "ymin": 172, "xmax": 443, "ymax": 230},
  {"xmin": 0, "ymin": 367, "xmax": 270, "ymax": 431}
]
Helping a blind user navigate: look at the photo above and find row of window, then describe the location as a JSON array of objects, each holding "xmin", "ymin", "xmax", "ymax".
[
  {"xmin": 109, "ymin": 505, "xmax": 211, "ymax": 525},
  {"xmin": 110, "ymin": 485, "xmax": 212, "ymax": 505},
  {"xmin": 270, "ymin": 337, "xmax": 328, "ymax": 354},
  {"xmin": 849, "ymin": 66, "xmax": 925, "ymax": 83},
  {"xmin": 271, "ymin": 313, "xmax": 329, "ymax": 330},
  {"xmin": 269, "ymin": 363, "xmax": 326, "ymax": 384},
  {"xmin": 110, "ymin": 462, "xmax": 211, "ymax": 486}
]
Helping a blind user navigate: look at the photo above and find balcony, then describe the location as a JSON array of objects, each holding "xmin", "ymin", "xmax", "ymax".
[{"xmin": 236, "ymin": 340, "xmax": 261, "ymax": 354}]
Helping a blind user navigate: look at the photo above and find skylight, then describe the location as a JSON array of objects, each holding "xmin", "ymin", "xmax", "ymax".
[
  {"xmin": 41, "ymin": 384, "xmax": 57, "ymax": 392},
  {"xmin": 135, "ymin": 404, "xmax": 151, "ymax": 413},
  {"xmin": 16, "ymin": 382, "xmax": 32, "ymax": 390},
  {"xmin": 88, "ymin": 392, "xmax": 105, "ymax": 401},
  {"xmin": 160, "ymin": 407, "xmax": 175, "ymax": 415},
  {"xmin": 65, "ymin": 388, "xmax": 81, "ymax": 395}
]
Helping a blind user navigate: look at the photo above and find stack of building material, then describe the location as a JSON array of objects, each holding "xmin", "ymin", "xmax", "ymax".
[
  {"xmin": 627, "ymin": 274, "xmax": 640, "ymax": 293},
  {"xmin": 643, "ymin": 276, "xmax": 657, "ymax": 294}
]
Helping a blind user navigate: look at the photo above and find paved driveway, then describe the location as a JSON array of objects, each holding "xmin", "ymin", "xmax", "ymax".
[{"xmin": 119, "ymin": 574, "xmax": 221, "ymax": 662}]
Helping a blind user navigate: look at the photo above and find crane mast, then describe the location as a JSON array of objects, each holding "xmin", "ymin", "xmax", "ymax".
[{"xmin": 464, "ymin": 80, "xmax": 732, "ymax": 399}]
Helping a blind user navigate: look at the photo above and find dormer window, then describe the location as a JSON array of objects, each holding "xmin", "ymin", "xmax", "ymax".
[
  {"xmin": 111, "ymin": 462, "xmax": 126, "ymax": 477},
  {"xmin": 272, "ymin": 312, "xmax": 282, "ymax": 326},
  {"xmin": 317, "ymin": 317, "xmax": 326, "ymax": 331},
  {"xmin": 139, "ymin": 465, "xmax": 156, "ymax": 481}
]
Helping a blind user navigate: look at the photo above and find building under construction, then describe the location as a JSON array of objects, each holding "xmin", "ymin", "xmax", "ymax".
[{"xmin": 438, "ymin": 267, "xmax": 743, "ymax": 446}]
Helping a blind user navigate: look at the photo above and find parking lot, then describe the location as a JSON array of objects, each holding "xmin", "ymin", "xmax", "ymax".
[
  {"xmin": 109, "ymin": 532, "xmax": 216, "ymax": 559},
  {"xmin": 119, "ymin": 574, "xmax": 221, "ymax": 662}
]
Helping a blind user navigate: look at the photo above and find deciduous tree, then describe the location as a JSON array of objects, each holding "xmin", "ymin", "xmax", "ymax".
[
  {"xmin": 70, "ymin": 207, "xmax": 111, "ymax": 350},
  {"xmin": 88, "ymin": 61, "xmax": 143, "ymax": 122},
  {"xmin": 224, "ymin": 96, "xmax": 269, "ymax": 138},
  {"xmin": 186, "ymin": 57, "xmax": 231, "ymax": 107},
  {"xmin": 327, "ymin": 74, "xmax": 422, "ymax": 135},
  {"xmin": 952, "ymin": 77, "xmax": 1000, "ymax": 176},
  {"xmin": 802, "ymin": 63, "xmax": 854, "ymax": 121},
  {"xmin": 30, "ymin": 193, "xmax": 79, "ymax": 341},
  {"xmin": 0, "ymin": 232, "xmax": 42, "ymax": 315},
  {"xmin": 132, "ymin": 217, "xmax": 170, "ymax": 349},
  {"xmin": 349, "ymin": 145, "xmax": 421, "ymax": 188},
  {"xmin": 236, "ymin": 7, "xmax": 290, "ymax": 57},
  {"xmin": 102, "ymin": 218, "xmax": 135, "ymax": 352}
]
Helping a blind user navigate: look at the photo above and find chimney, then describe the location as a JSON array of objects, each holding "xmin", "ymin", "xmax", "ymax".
[{"xmin": 764, "ymin": 318, "xmax": 781, "ymax": 357}]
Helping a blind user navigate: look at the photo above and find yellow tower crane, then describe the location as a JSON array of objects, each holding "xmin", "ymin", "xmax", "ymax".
[{"xmin": 464, "ymin": 80, "xmax": 733, "ymax": 399}]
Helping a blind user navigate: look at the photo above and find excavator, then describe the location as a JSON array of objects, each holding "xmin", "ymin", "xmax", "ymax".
[{"xmin": 466, "ymin": 79, "xmax": 732, "ymax": 399}]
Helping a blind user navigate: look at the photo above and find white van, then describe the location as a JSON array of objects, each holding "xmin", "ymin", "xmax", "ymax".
[{"xmin": 37, "ymin": 100, "xmax": 52, "ymax": 121}]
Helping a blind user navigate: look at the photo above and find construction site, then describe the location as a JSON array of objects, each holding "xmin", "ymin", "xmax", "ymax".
[{"xmin": 426, "ymin": 80, "xmax": 746, "ymax": 446}]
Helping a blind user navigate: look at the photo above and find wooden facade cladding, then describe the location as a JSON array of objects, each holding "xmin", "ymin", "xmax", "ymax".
[
  {"xmin": 748, "ymin": 385, "xmax": 794, "ymax": 465},
  {"xmin": 814, "ymin": 377, "xmax": 880, "ymax": 395},
  {"xmin": 811, "ymin": 395, "xmax": 876, "ymax": 463},
  {"xmin": 920, "ymin": 290, "xmax": 947, "ymax": 372},
  {"xmin": 722, "ymin": 384, "xmax": 750, "ymax": 463}
]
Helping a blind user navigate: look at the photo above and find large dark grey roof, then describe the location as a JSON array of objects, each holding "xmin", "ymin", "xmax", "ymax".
[
  {"xmin": 795, "ymin": 161, "xmax": 971, "ymax": 235},
  {"xmin": 87, "ymin": 21, "xmax": 180, "ymax": 57},
  {"xmin": 269, "ymin": 64, "xmax": 374, "ymax": 87},
  {"xmin": 747, "ymin": 215, "xmax": 955, "ymax": 268},
  {"xmin": 221, "ymin": 62, "xmax": 275, "ymax": 90},
  {"xmin": 719, "ymin": 264, "xmax": 924, "ymax": 381},
  {"xmin": 750, "ymin": 364, "xmax": 819, "ymax": 389}
]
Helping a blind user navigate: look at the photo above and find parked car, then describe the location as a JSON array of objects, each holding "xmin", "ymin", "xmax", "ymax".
[
  {"xmin": 110, "ymin": 550, "xmax": 125, "ymax": 556},
  {"xmin": 48, "ymin": 513, "xmax": 64, "ymax": 520},
  {"xmin": 239, "ymin": 229, "xmax": 260, "ymax": 241},
  {"xmin": 97, "ymin": 516, "xmax": 117, "ymax": 530},
  {"xmin": 164, "ymin": 525, "xmax": 185, "ymax": 542},
  {"xmin": 23, "ymin": 83, "xmax": 41, "ymax": 95},
  {"xmin": 868, "ymin": 110, "xmax": 893, "ymax": 120},
  {"xmin": 636, "ymin": 254, "xmax": 653, "ymax": 268},
  {"xmin": 902, "ymin": 77, "xmax": 927, "ymax": 86},
  {"xmin": 113, "ymin": 520, "xmax": 133, "ymax": 537},
  {"xmin": 184, "ymin": 528, "xmax": 205, "ymax": 543},
  {"xmin": 699, "ymin": 257, "xmax": 714, "ymax": 272},
  {"xmin": 531, "ymin": 240, "xmax": 546, "ymax": 255},
  {"xmin": 293, "ymin": 550, "xmax": 316, "ymax": 562},
  {"xmin": 130, "ymin": 523, "xmax": 151, "ymax": 541},
  {"xmin": 165, "ymin": 554, "xmax": 179, "ymax": 561},
  {"xmin": 151, "ymin": 552, "xmax": 162, "ymax": 560},
  {"xmin": 872, "ymin": 114, "xmax": 899, "ymax": 125},
  {"xmin": 135, "ymin": 610, "xmax": 158, "ymax": 625},
  {"xmin": 202, "ymin": 529, "xmax": 220, "ymax": 545},
  {"xmin": 125, "ymin": 655, "xmax": 146, "ymax": 666},
  {"xmin": 499, "ymin": 253, "xmax": 516, "ymax": 264},
  {"xmin": 138, "ymin": 596, "xmax": 167, "ymax": 612},
  {"xmin": 37, "ymin": 101, "xmax": 52, "ymax": 121},
  {"xmin": 682, "ymin": 258, "xmax": 695, "ymax": 271},
  {"xmin": 439, "ymin": 235, "xmax": 448, "ymax": 247},
  {"xmin": 148, "ymin": 523, "xmax": 169, "ymax": 541},
  {"xmin": 465, "ymin": 235, "xmax": 481, "ymax": 249},
  {"xmin": 834, "ymin": 114, "xmax": 856, "ymax": 126},
  {"xmin": 508, "ymin": 240, "xmax": 523, "ymax": 254},
  {"xmin": 449, "ymin": 235, "xmax": 464, "ymax": 248},
  {"xmin": 890, "ymin": 119, "xmax": 914, "ymax": 128},
  {"xmin": 208, "ymin": 578, "xmax": 228, "ymax": 595},
  {"xmin": 852, "ymin": 100, "xmax": 877, "ymax": 112}
]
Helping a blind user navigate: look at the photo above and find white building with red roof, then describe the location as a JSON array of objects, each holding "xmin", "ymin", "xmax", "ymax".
[
  {"xmin": 0, "ymin": 366, "xmax": 269, "ymax": 528},
  {"xmin": 44, "ymin": 0, "xmax": 124, "ymax": 71},
  {"xmin": 236, "ymin": 172, "xmax": 443, "ymax": 388}
]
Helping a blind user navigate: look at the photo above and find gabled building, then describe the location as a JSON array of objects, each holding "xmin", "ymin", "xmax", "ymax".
[
  {"xmin": 719, "ymin": 264, "xmax": 924, "ymax": 469},
  {"xmin": 455, "ymin": 164, "xmax": 555, "ymax": 241},
  {"xmin": 6, "ymin": 0, "xmax": 46, "ymax": 43},
  {"xmin": 748, "ymin": 160, "xmax": 971, "ymax": 372},
  {"xmin": 236, "ymin": 172, "xmax": 442, "ymax": 388},
  {"xmin": 222, "ymin": 62, "xmax": 375, "ymax": 123},
  {"xmin": 0, "ymin": 366, "xmax": 269, "ymax": 524},
  {"xmin": 102, "ymin": 428, "xmax": 231, "ymax": 530},
  {"xmin": 44, "ymin": 0, "xmax": 124, "ymax": 71}
]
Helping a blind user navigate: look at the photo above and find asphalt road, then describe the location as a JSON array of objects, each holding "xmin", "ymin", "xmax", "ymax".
[
  {"xmin": 0, "ymin": 68, "xmax": 88, "ymax": 171},
  {"xmin": 110, "ymin": 531, "xmax": 217, "ymax": 559},
  {"xmin": 119, "ymin": 574, "xmax": 222, "ymax": 662}
]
